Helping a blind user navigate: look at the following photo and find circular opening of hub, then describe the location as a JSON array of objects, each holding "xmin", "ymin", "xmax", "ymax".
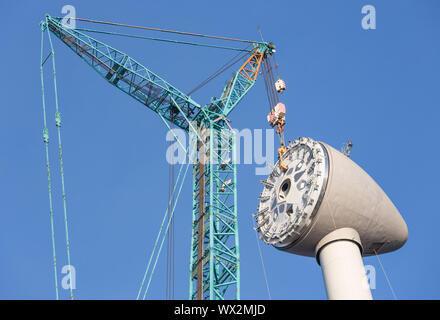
[{"xmin": 278, "ymin": 178, "xmax": 291, "ymax": 201}]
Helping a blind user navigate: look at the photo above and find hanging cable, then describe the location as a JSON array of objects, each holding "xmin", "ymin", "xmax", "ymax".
[
  {"xmin": 265, "ymin": 58, "xmax": 276, "ymax": 106},
  {"xmin": 262, "ymin": 60, "xmax": 275, "ymax": 111},
  {"xmin": 258, "ymin": 27, "xmax": 275, "ymax": 112},
  {"xmin": 166, "ymin": 115, "xmax": 176, "ymax": 300},
  {"xmin": 46, "ymin": 23, "xmax": 74, "ymax": 300},
  {"xmin": 143, "ymin": 160, "xmax": 192, "ymax": 299},
  {"xmin": 171, "ymin": 118, "xmax": 176, "ymax": 300},
  {"xmin": 263, "ymin": 63, "xmax": 275, "ymax": 112},
  {"xmin": 40, "ymin": 27, "xmax": 59, "ymax": 300},
  {"xmin": 166, "ymin": 145, "xmax": 170, "ymax": 299},
  {"xmin": 171, "ymin": 134, "xmax": 175, "ymax": 300},
  {"xmin": 251, "ymin": 217, "xmax": 272, "ymax": 299},
  {"xmin": 138, "ymin": 125, "xmax": 201, "ymax": 299},
  {"xmin": 373, "ymin": 249, "xmax": 398, "ymax": 300},
  {"xmin": 264, "ymin": 56, "xmax": 286, "ymax": 145},
  {"xmin": 137, "ymin": 158, "xmax": 192, "ymax": 300},
  {"xmin": 266, "ymin": 57, "xmax": 279, "ymax": 104},
  {"xmin": 136, "ymin": 137, "xmax": 193, "ymax": 299},
  {"xmin": 136, "ymin": 160, "xmax": 185, "ymax": 299},
  {"xmin": 272, "ymin": 53, "xmax": 281, "ymax": 80}
]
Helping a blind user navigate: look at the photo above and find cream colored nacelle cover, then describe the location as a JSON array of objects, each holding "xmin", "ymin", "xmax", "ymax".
[{"xmin": 255, "ymin": 137, "xmax": 408, "ymax": 257}]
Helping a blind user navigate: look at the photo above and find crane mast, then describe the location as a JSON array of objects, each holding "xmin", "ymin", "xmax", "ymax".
[{"xmin": 42, "ymin": 14, "xmax": 274, "ymax": 300}]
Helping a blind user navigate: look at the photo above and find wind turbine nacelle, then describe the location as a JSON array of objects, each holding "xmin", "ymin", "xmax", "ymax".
[{"xmin": 255, "ymin": 137, "xmax": 408, "ymax": 257}]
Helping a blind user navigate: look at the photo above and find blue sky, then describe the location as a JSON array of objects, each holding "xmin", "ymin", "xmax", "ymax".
[{"xmin": 1, "ymin": 0, "xmax": 439, "ymax": 299}]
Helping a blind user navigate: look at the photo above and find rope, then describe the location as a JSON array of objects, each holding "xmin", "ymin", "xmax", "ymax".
[
  {"xmin": 170, "ymin": 120, "xmax": 176, "ymax": 300},
  {"xmin": 266, "ymin": 57, "xmax": 280, "ymax": 105},
  {"xmin": 251, "ymin": 217, "xmax": 272, "ymax": 299},
  {"xmin": 136, "ymin": 155, "xmax": 191, "ymax": 299},
  {"xmin": 373, "ymin": 249, "xmax": 398, "ymax": 300},
  {"xmin": 46, "ymin": 23, "xmax": 74, "ymax": 300},
  {"xmin": 257, "ymin": 26, "xmax": 265, "ymax": 43},
  {"xmin": 262, "ymin": 56, "xmax": 285, "ymax": 145},
  {"xmin": 187, "ymin": 47, "xmax": 251, "ymax": 96},
  {"xmin": 69, "ymin": 17, "xmax": 259, "ymax": 44},
  {"xmin": 263, "ymin": 59, "xmax": 276, "ymax": 108},
  {"xmin": 142, "ymin": 159, "xmax": 192, "ymax": 299},
  {"xmin": 166, "ymin": 117, "xmax": 176, "ymax": 300},
  {"xmin": 40, "ymin": 28, "xmax": 59, "ymax": 300},
  {"xmin": 135, "ymin": 113, "xmax": 198, "ymax": 300},
  {"xmin": 74, "ymin": 28, "xmax": 251, "ymax": 52},
  {"xmin": 262, "ymin": 60, "xmax": 274, "ymax": 112},
  {"xmin": 258, "ymin": 27, "xmax": 274, "ymax": 112},
  {"xmin": 272, "ymin": 53, "xmax": 281, "ymax": 80}
]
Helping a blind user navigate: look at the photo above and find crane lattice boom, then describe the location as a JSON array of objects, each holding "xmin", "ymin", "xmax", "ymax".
[{"xmin": 41, "ymin": 14, "xmax": 275, "ymax": 300}]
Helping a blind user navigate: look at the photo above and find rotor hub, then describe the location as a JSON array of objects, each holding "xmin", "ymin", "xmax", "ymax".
[{"xmin": 255, "ymin": 137, "xmax": 329, "ymax": 248}]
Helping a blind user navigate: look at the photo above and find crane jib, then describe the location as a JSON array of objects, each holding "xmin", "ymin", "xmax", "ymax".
[
  {"xmin": 45, "ymin": 17, "xmax": 205, "ymax": 130},
  {"xmin": 44, "ymin": 15, "xmax": 273, "ymax": 129}
]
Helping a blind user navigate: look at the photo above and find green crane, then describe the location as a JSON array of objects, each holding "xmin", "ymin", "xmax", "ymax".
[{"xmin": 40, "ymin": 14, "xmax": 276, "ymax": 300}]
